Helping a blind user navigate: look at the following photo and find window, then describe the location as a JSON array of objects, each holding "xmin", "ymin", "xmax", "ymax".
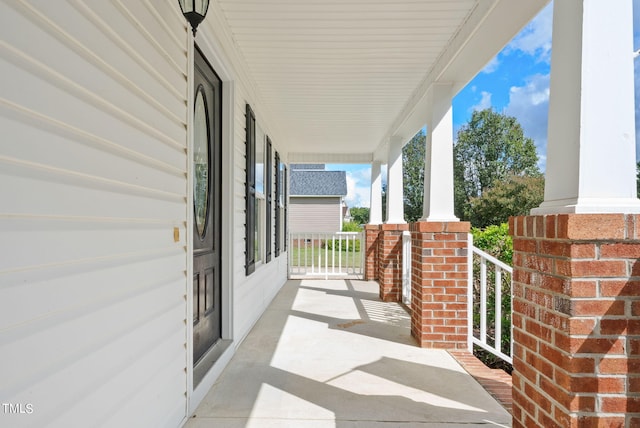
[
  {"xmin": 255, "ymin": 124, "xmax": 266, "ymax": 265},
  {"xmin": 265, "ymin": 137, "xmax": 272, "ymax": 263},
  {"xmin": 245, "ymin": 104, "xmax": 256, "ymax": 275},
  {"xmin": 274, "ymin": 152, "xmax": 281, "ymax": 257},
  {"xmin": 283, "ymin": 165, "xmax": 288, "ymax": 252}
]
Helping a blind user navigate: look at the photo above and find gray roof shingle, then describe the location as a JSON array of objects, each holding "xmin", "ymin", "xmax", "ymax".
[
  {"xmin": 291, "ymin": 164, "xmax": 325, "ymax": 170},
  {"xmin": 290, "ymin": 170, "xmax": 347, "ymax": 196}
]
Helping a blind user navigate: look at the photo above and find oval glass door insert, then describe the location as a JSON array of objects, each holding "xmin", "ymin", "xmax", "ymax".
[{"xmin": 193, "ymin": 85, "xmax": 210, "ymax": 238}]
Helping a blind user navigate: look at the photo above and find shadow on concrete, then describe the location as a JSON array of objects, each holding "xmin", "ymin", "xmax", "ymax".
[{"xmin": 187, "ymin": 279, "xmax": 511, "ymax": 427}]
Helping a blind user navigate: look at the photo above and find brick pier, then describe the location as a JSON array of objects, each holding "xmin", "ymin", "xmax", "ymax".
[{"xmin": 511, "ymin": 214, "xmax": 640, "ymax": 427}]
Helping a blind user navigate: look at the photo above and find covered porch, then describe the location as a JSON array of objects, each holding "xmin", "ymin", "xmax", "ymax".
[{"xmin": 186, "ymin": 279, "xmax": 511, "ymax": 427}]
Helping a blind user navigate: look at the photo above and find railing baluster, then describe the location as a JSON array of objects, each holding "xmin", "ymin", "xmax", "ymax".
[
  {"xmin": 495, "ymin": 267, "xmax": 502, "ymax": 353},
  {"xmin": 325, "ymin": 233, "xmax": 329, "ymax": 279},
  {"xmin": 338, "ymin": 234, "xmax": 343, "ymax": 273},
  {"xmin": 345, "ymin": 234, "xmax": 350, "ymax": 274},
  {"xmin": 480, "ymin": 258, "xmax": 487, "ymax": 344},
  {"xmin": 311, "ymin": 233, "xmax": 315, "ymax": 273},
  {"xmin": 331, "ymin": 234, "xmax": 335, "ymax": 275}
]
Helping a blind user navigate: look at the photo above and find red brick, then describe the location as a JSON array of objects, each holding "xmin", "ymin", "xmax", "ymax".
[
  {"xmin": 570, "ymin": 299, "xmax": 625, "ymax": 316},
  {"xmin": 539, "ymin": 241, "xmax": 596, "ymax": 259},
  {"xmin": 628, "ymin": 376, "xmax": 640, "ymax": 393},
  {"xmin": 600, "ymin": 319, "xmax": 640, "ymax": 335},
  {"xmin": 570, "ymin": 376, "xmax": 625, "ymax": 393},
  {"xmin": 569, "ymin": 337, "xmax": 625, "ymax": 354},
  {"xmin": 556, "ymin": 214, "xmax": 626, "ymax": 240},
  {"xmin": 600, "ymin": 396, "xmax": 640, "ymax": 413},
  {"xmin": 556, "ymin": 260, "xmax": 627, "ymax": 278},
  {"xmin": 599, "ymin": 357, "xmax": 640, "ymax": 374},
  {"xmin": 568, "ymin": 318, "xmax": 597, "ymax": 335},
  {"xmin": 633, "ymin": 301, "xmax": 640, "ymax": 316},
  {"xmin": 411, "ymin": 222, "xmax": 446, "ymax": 232},
  {"xmin": 600, "ymin": 280, "xmax": 640, "ymax": 297},
  {"xmin": 524, "ymin": 254, "xmax": 554, "ymax": 272},
  {"xmin": 434, "ymin": 233, "xmax": 456, "ymax": 241},
  {"xmin": 526, "ymin": 217, "xmax": 535, "ymax": 236},
  {"xmin": 600, "ymin": 243, "xmax": 640, "ymax": 258},
  {"xmin": 444, "ymin": 222, "xmax": 471, "ymax": 233},
  {"xmin": 569, "ymin": 356, "xmax": 596, "ymax": 374},
  {"xmin": 571, "ymin": 416, "xmax": 625, "ymax": 428},
  {"xmin": 539, "ymin": 343, "xmax": 567, "ymax": 367},
  {"xmin": 566, "ymin": 394, "xmax": 596, "ymax": 412},
  {"xmin": 567, "ymin": 280, "xmax": 597, "ymax": 297},
  {"xmin": 539, "ymin": 275, "xmax": 567, "ymax": 294},
  {"xmin": 514, "ymin": 238, "xmax": 537, "ymax": 253},
  {"xmin": 545, "ymin": 215, "xmax": 557, "ymax": 239}
]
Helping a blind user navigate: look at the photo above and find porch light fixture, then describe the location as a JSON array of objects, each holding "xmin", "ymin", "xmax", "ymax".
[{"xmin": 178, "ymin": 0, "xmax": 210, "ymax": 36}]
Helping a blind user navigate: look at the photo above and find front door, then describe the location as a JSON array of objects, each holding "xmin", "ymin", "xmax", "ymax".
[{"xmin": 193, "ymin": 47, "xmax": 222, "ymax": 365}]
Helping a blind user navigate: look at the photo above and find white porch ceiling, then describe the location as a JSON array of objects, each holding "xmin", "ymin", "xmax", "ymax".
[{"xmin": 215, "ymin": 0, "xmax": 549, "ymax": 163}]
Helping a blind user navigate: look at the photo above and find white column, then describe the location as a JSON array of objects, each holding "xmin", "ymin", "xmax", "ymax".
[
  {"xmin": 386, "ymin": 136, "xmax": 406, "ymax": 224},
  {"xmin": 532, "ymin": 0, "xmax": 640, "ymax": 215},
  {"xmin": 369, "ymin": 160, "xmax": 383, "ymax": 224},
  {"xmin": 421, "ymin": 83, "xmax": 459, "ymax": 222}
]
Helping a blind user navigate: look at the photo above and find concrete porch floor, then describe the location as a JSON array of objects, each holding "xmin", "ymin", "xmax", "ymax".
[{"xmin": 186, "ymin": 279, "xmax": 511, "ymax": 427}]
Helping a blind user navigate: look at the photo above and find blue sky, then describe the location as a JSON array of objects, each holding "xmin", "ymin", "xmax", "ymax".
[{"xmin": 329, "ymin": 1, "xmax": 640, "ymax": 209}]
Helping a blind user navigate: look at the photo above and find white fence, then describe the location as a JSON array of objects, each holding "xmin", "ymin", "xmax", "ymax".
[
  {"xmin": 288, "ymin": 231, "xmax": 364, "ymax": 278},
  {"xmin": 467, "ymin": 234, "xmax": 513, "ymax": 364}
]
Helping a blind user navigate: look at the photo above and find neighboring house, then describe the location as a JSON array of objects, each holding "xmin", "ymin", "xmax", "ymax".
[
  {"xmin": 2, "ymin": 2, "xmax": 636, "ymax": 428},
  {"xmin": 342, "ymin": 201, "xmax": 352, "ymax": 224},
  {"xmin": 289, "ymin": 164, "xmax": 347, "ymax": 233}
]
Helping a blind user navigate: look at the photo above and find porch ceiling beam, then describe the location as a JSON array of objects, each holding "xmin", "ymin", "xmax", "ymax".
[
  {"xmin": 287, "ymin": 152, "xmax": 373, "ymax": 164},
  {"xmin": 374, "ymin": 0, "xmax": 550, "ymax": 161}
]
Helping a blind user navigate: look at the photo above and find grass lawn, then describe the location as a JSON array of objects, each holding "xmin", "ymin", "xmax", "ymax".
[{"xmin": 290, "ymin": 244, "xmax": 362, "ymax": 272}]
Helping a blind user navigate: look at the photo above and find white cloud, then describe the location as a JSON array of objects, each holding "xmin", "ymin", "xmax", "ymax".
[
  {"xmin": 505, "ymin": 2, "xmax": 553, "ymax": 63},
  {"xmin": 481, "ymin": 57, "xmax": 500, "ymax": 74},
  {"xmin": 504, "ymin": 73, "xmax": 550, "ymax": 170},
  {"xmin": 344, "ymin": 168, "xmax": 372, "ymax": 208},
  {"xmin": 470, "ymin": 91, "xmax": 492, "ymax": 112}
]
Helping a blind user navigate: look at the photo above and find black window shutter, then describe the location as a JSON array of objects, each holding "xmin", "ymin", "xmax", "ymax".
[
  {"xmin": 245, "ymin": 104, "xmax": 256, "ymax": 275},
  {"xmin": 265, "ymin": 137, "xmax": 272, "ymax": 263},
  {"xmin": 274, "ymin": 151, "xmax": 281, "ymax": 258}
]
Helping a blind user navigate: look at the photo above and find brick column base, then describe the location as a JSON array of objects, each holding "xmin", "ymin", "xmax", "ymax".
[
  {"xmin": 511, "ymin": 214, "xmax": 640, "ymax": 428},
  {"xmin": 378, "ymin": 224, "xmax": 409, "ymax": 302},
  {"xmin": 410, "ymin": 221, "xmax": 470, "ymax": 348},
  {"xmin": 364, "ymin": 225, "xmax": 381, "ymax": 281}
]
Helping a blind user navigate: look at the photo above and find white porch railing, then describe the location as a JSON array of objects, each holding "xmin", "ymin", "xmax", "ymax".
[
  {"xmin": 288, "ymin": 231, "xmax": 363, "ymax": 279},
  {"xmin": 402, "ymin": 231, "xmax": 412, "ymax": 305},
  {"xmin": 467, "ymin": 234, "xmax": 513, "ymax": 364}
]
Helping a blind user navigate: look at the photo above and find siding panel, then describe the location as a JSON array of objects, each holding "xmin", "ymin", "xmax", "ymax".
[
  {"xmin": 0, "ymin": 1, "xmax": 188, "ymax": 427},
  {"xmin": 289, "ymin": 197, "xmax": 342, "ymax": 233}
]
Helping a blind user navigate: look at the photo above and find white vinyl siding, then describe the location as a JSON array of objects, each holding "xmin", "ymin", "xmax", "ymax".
[
  {"xmin": 289, "ymin": 197, "xmax": 342, "ymax": 233},
  {"xmin": 0, "ymin": 2, "xmax": 188, "ymax": 428}
]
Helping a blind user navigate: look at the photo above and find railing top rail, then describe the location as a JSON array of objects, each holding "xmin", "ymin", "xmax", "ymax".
[
  {"xmin": 290, "ymin": 231, "xmax": 360, "ymax": 236},
  {"xmin": 471, "ymin": 245, "xmax": 513, "ymax": 273}
]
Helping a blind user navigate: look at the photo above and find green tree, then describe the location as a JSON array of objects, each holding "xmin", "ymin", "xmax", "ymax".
[
  {"xmin": 469, "ymin": 175, "xmax": 544, "ymax": 228},
  {"xmin": 402, "ymin": 130, "xmax": 426, "ymax": 222},
  {"xmin": 454, "ymin": 109, "xmax": 540, "ymax": 222},
  {"xmin": 349, "ymin": 207, "xmax": 370, "ymax": 225}
]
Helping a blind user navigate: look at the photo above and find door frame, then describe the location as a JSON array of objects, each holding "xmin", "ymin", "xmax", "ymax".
[{"xmin": 185, "ymin": 33, "xmax": 236, "ymax": 413}]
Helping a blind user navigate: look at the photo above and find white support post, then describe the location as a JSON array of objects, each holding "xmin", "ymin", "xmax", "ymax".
[
  {"xmin": 532, "ymin": 0, "xmax": 640, "ymax": 215},
  {"xmin": 369, "ymin": 160, "xmax": 383, "ymax": 224},
  {"xmin": 386, "ymin": 136, "xmax": 406, "ymax": 224},
  {"xmin": 421, "ymin": 83, "xmax": 459, "ymax": 222}
]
